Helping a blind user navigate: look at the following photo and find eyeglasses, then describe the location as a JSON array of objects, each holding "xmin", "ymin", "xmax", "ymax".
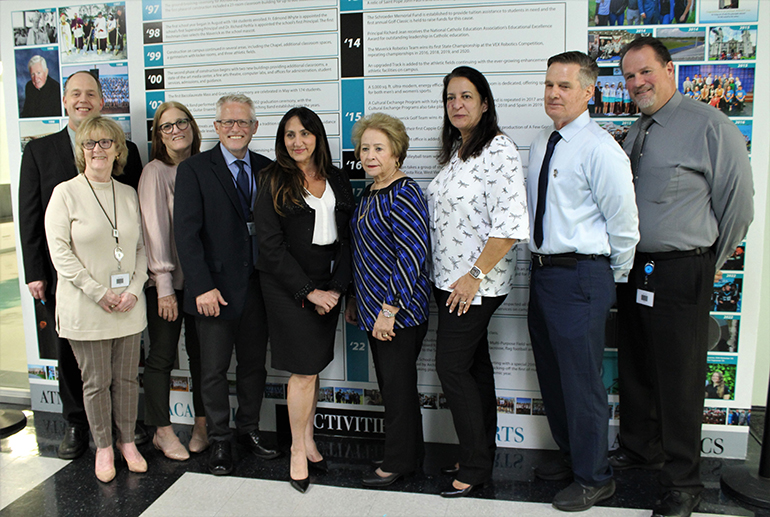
[
  {"xmin": 215, "ymin": 119, "xmax": 253, "ymax": 128},
  {"xmin": 158, "ymin": 118, "xmax": 190, "ymax": 134},
  {"xmin": 82, "ymin": 139, "xmax": 114, "ymax": 150}
]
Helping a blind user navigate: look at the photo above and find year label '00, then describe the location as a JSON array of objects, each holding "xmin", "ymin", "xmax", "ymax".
[{"xmin": 145, "ymin": 69, "xmax": 165, "ymax": 90}]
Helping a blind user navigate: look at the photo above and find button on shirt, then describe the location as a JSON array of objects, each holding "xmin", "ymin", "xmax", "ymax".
[
  {"xmin": 427, "ymin": 134, "xmax": 529, "ymax": 302},
  {"xmin": 622, "ymin": 91, "xmax": 753, "ymax": 268},
  {"xmin": 527, "ymin": 110, "xmax": 639, "ymax": 282}
]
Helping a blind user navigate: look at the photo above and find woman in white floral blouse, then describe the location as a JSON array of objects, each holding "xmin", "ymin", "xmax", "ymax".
[{"xmin": 426, "ymin": 66, "xmax": 529, "ymax": 498}]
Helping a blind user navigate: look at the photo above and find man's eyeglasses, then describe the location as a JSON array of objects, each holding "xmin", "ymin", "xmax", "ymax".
[
  {"xmin": 82, "ymin": 139, "xmax": 114, "ymax": 150},
  {"xmin": 158, "ymin": 118, "xmax": 190, "ymax": 134},
  {"xmin": 215, "ymin": 119, "xmax": 253, "ymax": 128}
]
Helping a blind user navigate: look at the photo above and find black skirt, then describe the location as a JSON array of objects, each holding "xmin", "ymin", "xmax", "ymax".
[{"xmin": 259, "ymin": 271, "xmax": 339, "ymax": 375}]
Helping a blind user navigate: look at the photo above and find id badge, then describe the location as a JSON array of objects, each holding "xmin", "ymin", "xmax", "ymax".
[
  {"xmin": 247, "ymin": 222, "xmax": 257, "ymax": 236},
  {"xmin": 111, "ymin": 271, "xmax": 130, "ymax": 289},
  {"xmin": 636, "ymin": 289, "xmax": 654, "ymax": 307}
]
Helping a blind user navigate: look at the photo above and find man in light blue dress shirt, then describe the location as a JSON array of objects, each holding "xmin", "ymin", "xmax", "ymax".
[{"xmin": 527, "ymin": 51, "xmax": 639, "ymax": 512}]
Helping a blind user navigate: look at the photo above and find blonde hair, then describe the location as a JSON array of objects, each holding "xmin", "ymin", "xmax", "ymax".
[
  {"xmin": 351, "ymin": 113, "xmax": 409, "ymax": 167},
  {"xmin": 75, "ymin": 116, "xmax": 128, "ymax": 176}
]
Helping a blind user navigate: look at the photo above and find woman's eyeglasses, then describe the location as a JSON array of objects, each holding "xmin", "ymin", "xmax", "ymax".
[
  {"xmin": 158, "ymin": 118, "xmax": 190, "ymax": 134},
  {"xmin": 82, "ymin": 139, "xmax": 114, "ymax": 150}
]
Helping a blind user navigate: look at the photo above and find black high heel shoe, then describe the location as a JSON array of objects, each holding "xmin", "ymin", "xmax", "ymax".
[
  {"xmin": 308, "ymin": 458, "xmax": 329, "ymax": 472},
  {"xmin": 440, "ymin": 481, "xmax": 479, "ymax": 498},
  {"xmin": 290, "ymin": 476, "xmax": 310, "ymax": 493}
]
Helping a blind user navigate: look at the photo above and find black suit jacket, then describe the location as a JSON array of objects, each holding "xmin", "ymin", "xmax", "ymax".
[
  {"xmin": 174, "ymin": 144, "xmax": 272, "ymax": 320},
  {"xmin": 254, "ymin": 166, "xmax": 355, "ymax": 299},
  {"xmin": 18, "ymin": 127, "xmax": 143, "ymax": 293}
]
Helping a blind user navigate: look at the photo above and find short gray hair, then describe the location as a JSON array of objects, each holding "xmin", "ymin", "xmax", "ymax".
[
  {"xmin": 547, "ymin": 51, "xmax": 599, "ymax": 89},
  {"xmin": 216, "ymin": 94, "xmax": 256, "ymax": 121},
  {"xmin": 28, "ymin": 55, "xmax": 48, "ymax": 71}
]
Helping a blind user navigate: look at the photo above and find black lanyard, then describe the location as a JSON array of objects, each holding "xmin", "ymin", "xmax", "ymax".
[{"xmin": 84, "ymin": 175, "xmax": 122, "ymax": 266}]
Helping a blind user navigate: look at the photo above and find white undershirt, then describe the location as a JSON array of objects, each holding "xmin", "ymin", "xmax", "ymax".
[{"xmin": 304, "ymin": 181, "xmax": 337, "ymax": 245}]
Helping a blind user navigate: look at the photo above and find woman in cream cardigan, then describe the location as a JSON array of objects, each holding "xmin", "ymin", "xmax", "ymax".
[{"xmin": 45, "ymin": 116, "xmax": 148, "ymax": 483}]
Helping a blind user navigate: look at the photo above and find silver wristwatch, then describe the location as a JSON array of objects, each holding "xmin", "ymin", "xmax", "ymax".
[{"xmin": 381, "ymin": 308, "xmax": 395, "ymax": 318}]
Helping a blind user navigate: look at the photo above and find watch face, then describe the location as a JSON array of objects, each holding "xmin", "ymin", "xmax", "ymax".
[{"xmin": 470, "ymin": 266, "xmax": 481, "ymax": 278}]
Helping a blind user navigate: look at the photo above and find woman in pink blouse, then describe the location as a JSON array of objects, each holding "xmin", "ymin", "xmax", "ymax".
[{"xmin": 138, "ymin": 101, "xmax": 206, "ymax": 460}]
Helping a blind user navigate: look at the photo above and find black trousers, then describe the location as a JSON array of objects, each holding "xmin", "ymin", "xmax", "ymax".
[
  {"xmin": 434, "ymin": 286, "xmax": 506, "ymax": 485},
  {"xmin": 528, "ymin": 257, "xmax": 615, "ymax": 487},
  {"xmin": 49, "ymin": 293, "xmax": 88, "ymax": 428},
  {"xmin": 195, "ymin": 271, "xmax": 269, "ymax": 442},
  {"xmin": 616, "ymin": 250, "xmax": 715, "ymax": 494},
  {"xmin": 144, "ymin": 287, "xmax": 204, "ymax": 427},
  {"xmin": 368, "ymin": 321, "xmax": 428, "ymax": 474}
]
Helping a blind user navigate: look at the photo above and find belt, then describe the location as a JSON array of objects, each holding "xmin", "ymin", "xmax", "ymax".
[
  {"xmin": 637, "ymin": 246, "xmax": 712, "ymax": 261},
  {"xmin": 531, "ymin": 252, "xmax": 607, "ymax": 269}
]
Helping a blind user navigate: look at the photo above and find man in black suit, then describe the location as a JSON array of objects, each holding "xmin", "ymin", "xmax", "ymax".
[
  {"xmin": 175, "ymin": 94, "xmax": 280, "ymax": 476},
  {"xmin": 18, "ymin": 70, "xmax": 145, "ymax": 459}
]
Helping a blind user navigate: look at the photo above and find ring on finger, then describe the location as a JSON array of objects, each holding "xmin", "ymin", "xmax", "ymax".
[{"xmin": 460, "ymin": 301, "xmax": 467, "ymax": 305}]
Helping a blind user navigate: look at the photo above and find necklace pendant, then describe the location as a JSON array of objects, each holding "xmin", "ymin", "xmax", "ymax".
[{"xmin": 114, "ymin": 246, "xmax": 124, "ymax": 262}]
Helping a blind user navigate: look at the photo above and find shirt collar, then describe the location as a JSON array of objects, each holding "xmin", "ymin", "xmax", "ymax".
[
  {"xmin": 219, "ymin": 143, "xmax": 251, "ymax": 173},
  {"xmin": 67, "ymin": 125, "xmax": 77, "ymax": 152},
  {"xmin": 649, "ymin": 90, "xmax": 682, "ymax": 128},
  {"xmin": 554, "ymin": 110, "xmax": 590, "ymax": 143}
]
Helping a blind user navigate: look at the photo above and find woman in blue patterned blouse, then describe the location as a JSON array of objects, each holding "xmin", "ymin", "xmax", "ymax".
[{"xmin": 345, "ymin": 113, "xmax": 431, "ymax": 488}]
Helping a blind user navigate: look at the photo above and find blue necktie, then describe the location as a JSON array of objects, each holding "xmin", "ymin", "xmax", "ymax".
[
  {"xmin": 534, "ymin": 131, "xmax": 562, "ymax": 249},
  {"xmin": 235, "ymin": 160, "xmax": 251, "ymax": 219}
]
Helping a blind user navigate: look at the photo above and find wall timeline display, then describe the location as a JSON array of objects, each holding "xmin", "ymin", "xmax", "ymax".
[{"xmin": 2, "ymin": 0, "xmax": 766, "ymax": 460}]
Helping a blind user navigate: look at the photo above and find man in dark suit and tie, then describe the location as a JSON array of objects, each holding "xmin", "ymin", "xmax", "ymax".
[
  {"xmin": 18, "ymin": 70, "xmax": 144, "ymax": 459},
  {"xmin": 175, "ymin": 94, "xmax": 280, "ymax": 476}
]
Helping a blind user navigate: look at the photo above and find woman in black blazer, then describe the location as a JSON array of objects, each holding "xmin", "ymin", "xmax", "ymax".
[{"xmin": 254, "ymin": 107, "xmax": 355, "ymax": 493}]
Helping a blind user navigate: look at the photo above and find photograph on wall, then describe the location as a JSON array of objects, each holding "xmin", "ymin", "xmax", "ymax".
[
  {"xmin": 364, "ymin": 389, "xmax": 383, "ymax": 406},
  {"xmin": 19, "ymin": 119, "xmax": 62, "ymax": 153},
  {"xmin": 712, "ymin": 271, "xmax": 743, "ymax": 312},
  {"xmin": 532, "ymin": 399, "xmax": 546, "ymax": 416},
  {"xmin": 28, "ymin": 366, "xmax": 46, "ymax": 380},
  {"xmin": 420, "ymin": 393, "xmax": 438, "ymax": 410},
  {"xmin": 727, "ymin": 409, "xmax": 751, "ymax": 426},
  {"xmin": 733, "ymin": 120, "xmax": 751, "ymax": 154},
  {"xmin": 12, "ymin": 9, "xmax": 58, "ymax": 46},
  {"xmin": 703, "ymin": 406, "xmax": 727, "ymax": 424},
  {"xmin": 597, "ymin": 119, "xmax": 636, "ymax": 145},
  {"xmin": 722, "ymin": 242, "xmax": 746, "ymax": 271},
  {"xmin": 613, "ymin": 403, "xmax": 620, "ymax": 420},
  {"xmin": 15, "ymin": 47, "xmax": 62, "ymax": 118},
  {"xmin": 335, "ymin": 387, "xmax": 363, "ymax": 405},
  {"xmin": 170, "ymin": 376, "xmax": 189, "ymax": 392},
  {"xmin": 678, "ymin": 63, "xmax": 754, "ymax": 116},
  {"xmin": 59, "ymin": 2, "xmax": 127, "ymax": 64},
  {"xmin": 318, "ymin": 386, "xmax": 334, "ymax": 403},
  {"xmin": 591, "ymin": 68, "xmax": 637, "ymax": 118},
  {"xmin": 589, "ymin": 0, "xmax": 697, "ymax": 26},
  {"xmin": 709, "ymin": 25, "xmax": 757, "ymax": 60},
  {"xmin": 62, "ymin": 62, "xmax": 129, "ymax": 114},
  {"xmin": 603, "ymin": 349, "xmax": 619, "ymax": 394},
  {"xmin": 497, "ymin": 396, "xmax": 515, "ymax": 414},
  {"xmin": 516, "ymin": 398, "xmax": 532, "ymax": 415},
  {"xmin": 709, "ymin": 314, "xmax": 740, "ymax": 353},
  {"xmin": 706, "ymin": 357, "xmax": 737, "ymax": 401},
  {"xmin": 588, "ymin": 28, "xmax": 651, "ymax": 63},
  {"xmin": 699, "ymin": 0, "xmax": 759, "ymax": 23},
  {"xmin": 657, "ymin": 27, "xmax": 706, "ymax": 61}
]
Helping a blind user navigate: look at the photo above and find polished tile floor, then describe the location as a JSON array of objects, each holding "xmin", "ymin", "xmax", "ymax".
[{"xmin": 0, "ymin": 406, "xmax": 767, "ymax": 517}]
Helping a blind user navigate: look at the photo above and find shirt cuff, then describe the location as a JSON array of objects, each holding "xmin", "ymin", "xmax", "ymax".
[
  {"xmin": 613, "ymin": 268, "xmax": 630, "ymax": 283},
  {"xmin": 153, "ymin": 273, "xmax": 175, "ymax": 299}
]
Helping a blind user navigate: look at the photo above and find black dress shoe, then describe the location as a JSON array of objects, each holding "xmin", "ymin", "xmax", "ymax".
[
  {"xmin": 440, "ymin": 482, "xmax": 477, "ymax": 498},
  {"xmin": 362, "ymin": 471, "xmax": 403, "ymax": 487},
  {"xmin": 552, "ymin": 480, "xmax": 616, "ymax": 512},
  {"xmin": 609, "ymin": 449, "xmax": 664, "ymax": 471},
  {"xmin": 208, "ymin": 441, "xmax": 233, "ymax": 476},
  {"xmin": 309, "ymin": 458, "xmax": 329, "ymax": 472},
  {"xmin": 237, "ymin": 431, "xmax": 281, "ymax": 460},
  {"xmin": 534, "ymin": 456, "xmax": 573, "ymax": 481},
  {"xmin": 58, "ymin": 425, "xmax": 89, "ymax": 459},
  {"xmin": 290, "ymin": 476, "xmax": 310, "ymax": 494},
  {"xmin": 652, "ymin": 490, "xmax": 701, "ymax": 517},
  {"xmin": 440, "ymin": 464, "xmax": 460, "ymax": 475},
  {"xmin": 134, "ymin": 422, "xmax": 150, "ymax": 446}
]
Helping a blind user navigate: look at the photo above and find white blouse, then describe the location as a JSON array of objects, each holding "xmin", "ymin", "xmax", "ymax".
[
  {"xmin": 426, "ymin": 135, "xmax": 529, "ymax": 302},
  {"xmin": 304, "ymin": 181, "xmax": 338, "ymax": 245}
]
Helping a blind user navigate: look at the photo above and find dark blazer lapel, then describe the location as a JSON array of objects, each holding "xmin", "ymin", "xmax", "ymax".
[
  {"xmin": 210, "ymin": 144, "xmax": 246, "ymax": 221},
  {"xmin": 53, "ymin": 128, "xmax": 78, "ymax": 179}
]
